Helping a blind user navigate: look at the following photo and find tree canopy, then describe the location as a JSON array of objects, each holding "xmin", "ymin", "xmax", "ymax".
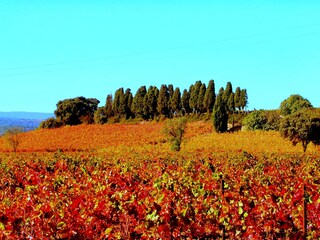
[
  {"xmin": 280, "ymin": 94, "xmax": 313, "ymax": 116},
  {"xmin": 280, "ymin": 108, "xmax": 320, "ymax": 152},
  {"xmin": 54, "ymin": 97, "xmax": 100, "ymax": 126}
]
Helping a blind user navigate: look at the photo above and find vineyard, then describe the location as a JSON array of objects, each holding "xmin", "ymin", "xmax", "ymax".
[{"xmin": 0, "ymin": 121, "xmax": 320, "ymax": 239}]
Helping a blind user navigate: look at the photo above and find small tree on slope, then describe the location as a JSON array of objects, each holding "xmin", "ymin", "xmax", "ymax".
[{"xmin": 280, "ymin": 108, "xmax": 320, "ymax": 152}]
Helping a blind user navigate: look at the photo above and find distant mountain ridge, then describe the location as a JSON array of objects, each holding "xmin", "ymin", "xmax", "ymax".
[
  {"xmin": 0, "ymin": 112, "xmax": 53, "ymax": 120},
  {"xmin": 0, "ymin": 112, "xmax": 54, "ymax": 135}
]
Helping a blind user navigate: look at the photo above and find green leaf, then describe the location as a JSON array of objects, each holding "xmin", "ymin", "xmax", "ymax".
[
  {"xmin": 181, "ymin": 207, "xmax": 188, "ymax": 217},
  {"xmin": 238, "ymin": 207, "xmax": 243, "ymax": 215},
  {"xmin": 146, "ymin": 210, "xmax": 159, "ymax": 222}
]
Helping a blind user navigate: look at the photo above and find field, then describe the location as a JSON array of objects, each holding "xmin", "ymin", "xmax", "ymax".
[{"xmin": 0, "ymin": 121, "xmax": 320, "ymax": 239}]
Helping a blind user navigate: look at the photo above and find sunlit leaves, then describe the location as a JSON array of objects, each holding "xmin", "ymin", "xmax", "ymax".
[{"xmin": 0, "ymin": 121, "xmax": 319, "ymax": 238}]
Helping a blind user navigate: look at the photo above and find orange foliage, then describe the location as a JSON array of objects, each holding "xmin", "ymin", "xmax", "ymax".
[
  {"xmin": 1, "ymin": 121, "xmax": 320, "ymax": 238},
  {"xmin": 0, "ymin": 123, "xmax": 164, "ymax": 152},
  {"xmin": 0, "ymin": 120, "xmax": 318, "ymax": 154}
]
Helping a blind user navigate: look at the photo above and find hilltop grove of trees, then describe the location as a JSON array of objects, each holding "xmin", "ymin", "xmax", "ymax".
[{"xmin": 40, "ymin": 80, "xmax": 248, "ymax": 132}]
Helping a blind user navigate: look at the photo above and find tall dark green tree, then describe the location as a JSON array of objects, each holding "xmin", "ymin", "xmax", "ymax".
[
  {"xmin": 227, "ymin": 92, "xmax": 235, "ymax": 113},
  {"xmin": 170, "ymin": 87, "xmax": 181, "ymax": 115},
  {"xmin": 168, "ymin": 84, "xmax": 175, "ymax": 115},
  {"xmin": 218, "ymin": 87, "xmax": 224, "ymax": 96},
  {"xmin": 223, "ymin": 82, "xmax": 233, "ymax": 104},
  {"xmin": 124, "ymin": 88, "xmax": 133, "ymax": 119},
  {"xmin": 234, "ymin": 87, "xmax": 241, "ymax": 111},
  {"xmin": 189, "ymin": 80, "xmax": 202, "ymax": 113},
  {"xmin": 212, "ymin": 92, "xmax": 228, "ymax": 133},
  {"xmin": 240, "ymin": 89, "xmax": 248, "ymax": 111},
  {"xmin": 197, "ymin": 83, "xmax": 206, "ymax": 113},
  {"xmin": 157, "ymin": 84, "xmax": 170, "ymax": 117},
  {"xmin": 168, "ymin": 84, "xmax": 174, "ymax": 100},
  {"xmin": 132, "ymin": 86, "xmax": 147, "ymax": 119},
  {"xmin": 105, "ymin": 94, "xmax": 114, "ymax": 118},
  {"xmin": 181, "ymin": 89, "xmax": 191, "ymax": 115},
  {"xmin": 204, "ymin": 79, "xmax": 215, "ymax": 113},
  {"xmin": 144, "ymin": 86, "xmax": 159, "ymax": 119},
  {"xmin": 113, "ymin": 88, "xmax": 124, "ymax": 117}
]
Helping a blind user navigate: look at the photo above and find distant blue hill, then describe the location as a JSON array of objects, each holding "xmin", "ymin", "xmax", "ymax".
[
  {"xmin": 0, "ymin": 112, "xmax": 54, "ymax": 135},
  {"xmin": 0, "ymin": 112, "xmax": 53, "ymax": 120}
]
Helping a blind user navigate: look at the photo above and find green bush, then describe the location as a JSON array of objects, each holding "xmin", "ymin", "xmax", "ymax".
[
  {"xmin": 242, "ymin": 111, "xmax": 267, "ymax": 131},
  {"xmin": 243, "ymin": 110, "xmax": 281, "ymax": 131},
  {"xmin": 40, "ymin": 118, "xmax": 62, "ymax": 129},
  {"xmin": 94, "ymin": 107, "xmax": 108, "ymax": 124},
  {"xmin": 163, "ymin": 117, "xmax": 187, "ymax": 151}
]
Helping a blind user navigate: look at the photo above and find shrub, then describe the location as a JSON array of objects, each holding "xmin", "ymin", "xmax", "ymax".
[
  {"xmin": 3, "ymin": 127, "xmax": 23, "ymax": 153},
  {"xmin": 242, "ymin": 110, "xmax": 267, "ymax": 131},
  {"xmin": 243, "ymin": 110, "xmax": 281, "ymax": 131},
  {"xmin": 163, "ymin": 117, "xmax": 187, "ymax": 151},
  {"xmin": 264, "ymin": 110, "xmax": 281, "ymax": 131},
  {"xmin": 40, "ymin": 118, "xmax": 62, "ymax": 129},
  {"xmin": 94, "ymin": 107, "xmax": 108, "ymax": 124}
]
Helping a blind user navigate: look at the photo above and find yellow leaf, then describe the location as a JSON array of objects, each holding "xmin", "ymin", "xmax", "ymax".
[
  {"xmin": 0, "ymin": 222, "xmax": 5, "ymax": 230},
  {"xmin": 105, "ymin": 227, "xmax": 112, "ymax": 235}
]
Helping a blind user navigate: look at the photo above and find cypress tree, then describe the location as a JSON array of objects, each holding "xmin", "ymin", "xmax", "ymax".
[
  {"xmin": 105, "ymin": 94, "xmax": 114, "ymax": 118},
  {"xmin": 240, "ymin": 89, "xmax": 248, "ymax": 111},
  {"xmin": 157, "ymin": 84, "xmax": 170, "ymax": 117},
  {"xmin": 168, "ymin": 84, "xmax": 174, "ymax": 115},
  {"xmin": 124, "ymin": 88, "xmax": 133, "ymax": 119},
  {"xmin": 170, "ymin": 87, "xmax": 181, "ymax": 115},
  {"xmin": 204, "ymin": 79, "xmax": 215, "ymax": 113},
  {"xmin": 132, "ymin": 86, "xmax": 147, "ymax": 119},
  {"xmin": 223, "ymin": 82, "xmax": 233, "ymax": 104},
  {"xmin": 168, "ymin": 84, "xmax": 174, "ymax": 100},
  {"xmin": 189, "ymin": 80, "xmax": 202, "ymax": 113},
  {"xmin": 181, "ymin": 89, "xmax": 191, "ymax": 115},
  {"xmin": 113, "ymin": 88, "xmax": 124, "ymax": 117},
  {"xmin": 197, "ymin": 83, "xmax": 206, "ymax": 113},
  {"xmin": 213, "ymin": 91, "xmax": 228, "ymax": 133},
  {"xmin": 234, "ymin": 87, "xmax": 241, "ymax": 111},
  {"xmin": 227, "ymin": 92, "xmax": 235, "ymax": 113},
  {"xmin": 218, "ymin": 87, "xmax": 224, "ymax": 95},
  {"xmin": 144, "ymin": 86, "xmax": 159, "ymax": 119}
]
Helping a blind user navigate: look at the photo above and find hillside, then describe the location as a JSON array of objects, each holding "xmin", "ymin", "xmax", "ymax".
[{"xmin": 0, "ymin": 121, "xmax": 316, "ymax": 154}]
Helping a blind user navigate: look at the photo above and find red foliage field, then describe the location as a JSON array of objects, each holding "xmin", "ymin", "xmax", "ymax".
[{"xmin": 0, "ymin": 121, "xmax": 319, "ymax": 239}]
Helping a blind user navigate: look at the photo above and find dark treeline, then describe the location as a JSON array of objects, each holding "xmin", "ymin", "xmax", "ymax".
[
  {"xmin": 40, "ymin": 80, "xmax": 248, "ymax": 128},
  {"xmin": 96, "ymin": 80, "xmax": 247, "ymax": 122}
]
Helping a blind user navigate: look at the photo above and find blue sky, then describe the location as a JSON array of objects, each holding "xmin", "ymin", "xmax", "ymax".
[{"xmin": 0, "ymin": 1, "xmax": 319, "ymax": 113}]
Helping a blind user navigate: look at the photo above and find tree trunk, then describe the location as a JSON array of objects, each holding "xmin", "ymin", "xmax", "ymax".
[{"xmin": 302, "ymin": 141, "xmax": 308, "ymax": 153}]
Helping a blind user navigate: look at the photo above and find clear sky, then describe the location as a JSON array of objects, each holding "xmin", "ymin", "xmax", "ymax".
[{"xmin": 0, "ymin": 1, "xmax": 319, "ymax": 113}]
